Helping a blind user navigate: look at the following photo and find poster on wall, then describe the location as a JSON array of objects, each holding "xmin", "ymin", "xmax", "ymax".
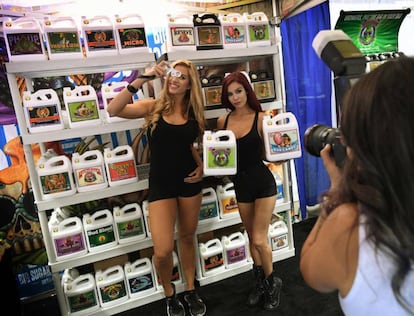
[{"xmin": 334, "ymin": 9, "xmax": 411, "ymax": 55}]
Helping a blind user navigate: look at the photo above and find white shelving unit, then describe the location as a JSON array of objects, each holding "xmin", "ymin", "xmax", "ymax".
[{"xmin": 6, "ymin": 45, "xmax": 296, "ymax": 315}]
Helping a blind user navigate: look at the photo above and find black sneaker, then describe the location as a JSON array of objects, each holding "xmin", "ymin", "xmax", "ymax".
[
  {"xmin": 166, "ymin": 284, "xmax": 185, "ymax": 316},
  {"xmin": 184, "ymin": 289, "xmax": 206, "ymax": 316}
]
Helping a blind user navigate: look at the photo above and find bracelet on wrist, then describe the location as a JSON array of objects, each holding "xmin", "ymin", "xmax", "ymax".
[
  {"xmin": 138, "ymin": 74, "xmax": 156, "ymax": 79},
  {"xmin": 127, "ymin": 84, "xmax": 139, "ymax": 94}
]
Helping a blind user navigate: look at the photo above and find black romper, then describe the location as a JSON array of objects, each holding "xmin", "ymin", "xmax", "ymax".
[
  {"xmin": 224, "ymin": 111, "xmax": 277, "ymax": 203},
  {"xmin": 147, "ymin": 115, "xmax": 202, "ymax": 202}
]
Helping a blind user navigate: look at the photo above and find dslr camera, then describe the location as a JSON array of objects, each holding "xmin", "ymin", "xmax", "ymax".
[{"xmin": 304, "ymin": 124, "xmax": 346, "ymax": 167}]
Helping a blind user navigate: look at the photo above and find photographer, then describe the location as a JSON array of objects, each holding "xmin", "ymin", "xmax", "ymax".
[{"xmin": 300, "ymin": 56, "xmax": 414, "ymax": 315}]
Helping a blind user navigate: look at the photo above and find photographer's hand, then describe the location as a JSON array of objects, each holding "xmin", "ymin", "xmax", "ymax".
[{"xmin": 320, "ymin": 144, "xmax": 342, "ymax": 190}]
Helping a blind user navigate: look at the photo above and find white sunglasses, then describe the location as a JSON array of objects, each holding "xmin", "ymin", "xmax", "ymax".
[{"xmin": 166, "ymin": 68, "xmax": 182, "ymax": 78}]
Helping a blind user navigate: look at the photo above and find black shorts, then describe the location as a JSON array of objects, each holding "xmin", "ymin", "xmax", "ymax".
[
  {"xmin": 232, "ymin": 164, "xmax": 277, "ymax": 203},
  {"xmin": 147, "ymin": 177, "xmax": 202, "ymax": 202}
]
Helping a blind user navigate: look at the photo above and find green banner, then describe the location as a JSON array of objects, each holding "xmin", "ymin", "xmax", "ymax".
[{"xmin": 335, "ymin": 9, "xmax": 410, "ymax": 55}]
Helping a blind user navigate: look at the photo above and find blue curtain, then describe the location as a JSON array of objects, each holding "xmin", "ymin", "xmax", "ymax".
[{"xmin": 280, "ymin": 2, "xmax": 332, "ymax": 219}]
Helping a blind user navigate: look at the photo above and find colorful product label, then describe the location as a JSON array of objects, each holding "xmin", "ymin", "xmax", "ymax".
[
  {"xmin": 247, "ymin": 24, "xmax": 269, "ymax": 42},
  {"xmin": 118, "ymin": 27, "xmax": 147, "ymax": 49},
  {"xmin": 220, "ymin": 197, "xmax": 238, "ymax": 215},
  {"xmin": 252, "ymin": 80, "xmax": 275, "ymax": 100},
  {"xmin": 266, "ymin": 129, "xmax": 300, "ymax": 156},
  {"xmin": 203, "ymin": 253, "xmax": 224, "ymax": 271},
  {"xmin": 40, "ymin": 172, "xmax": 72, "ymax": 195},
  {"xmin": 270, "ymin": 234, "xmax": 288, "ymax": 251},
  {"xmin": 68, "ymin": 290, "xmax": 97, "ymax": 313},
  {"xmin": 107, "ymin": 160, "xmax": 137, "ymax": 181},
  {"xmin": 85, "ymin": 29, "xmax": 116, "ymax": 51},
  {"xmin": 128, "ymin": 273, "xmax": 154, "ymax": 294},
  {"xmin": 223, "ymin": 25, "xmax": 246, "ymax": 45},
  {"xmin": 171, "ymin": 27, "xmax": 195, "ymax": 46},
  {"xmin": 76, "ymin": 167, "xmax": 105, "ymax": 187},
  {"xmin": 86, "ymin": 224, "xmax": 115, "ymax": 248},
  {"xmin": 27, "ymin": 105, "xmax": 61, "ymax": 128},
  {"xmin": 47, "ymin": 31, "xmax": 81, "ymax": 54},
  {"xmin": 99, "ymin": 281, "xmax": 127, "ymax": 303},
  {"xmin": 67, "ymin": 100, "xmax": 100, "ymax": 123},
  {"xmin": 204, "ymin": 86, "xmax": 222, "ymax": 106},
  {"xmin": 54, "ymin": 233, "xmax": 85, "ymax": 256},
  {"xmin": 116, "ymin": 218, "xmax": 144, "ymax": 240},
  {"xmin": 197, "ymin": 26, "xmax": 222, "ymax": 47},
  {"xmin": 206, "ymin": 146, "xmax": 236, "ymax": 170},
  {"xmin": 199, "ymin": 202, "xmax": 218, "ymax": 220},
  {"xmin": 7, "ymin": 32, "xmax": 43, "ymax": 56},
  {"xmin": 226, "ymin": 246, "xmax": 246, "ymax": 264}
]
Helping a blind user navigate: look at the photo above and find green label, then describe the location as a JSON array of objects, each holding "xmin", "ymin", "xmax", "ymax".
[
  {"xmin": 117, "ymin": 218, "xmax": 144, "ymax": 240},
  {"xmin": 206, "ymin": 146, "xmax": 236, "ymax": 169},
  {"xmin": 99, "ymin": 281, "xmax": 127, "ymax": 303},
  {"xmin": 67, "ymin": 100, "xmax": 99, "ymax": 123},
  {"xmin": 87, "ymin": 225, "xmax": 115, "ymax": 248},
  {"xmin": 68, "ymin": 290, "xmax": 97, "ymax": 313},
  {"xmin": 47, "ymin": 32, "xmax": 81, "ymax": 54}
]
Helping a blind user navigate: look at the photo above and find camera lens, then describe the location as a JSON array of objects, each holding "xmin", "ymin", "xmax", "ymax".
[{"xmin": 304, "ymin": 124, "xmax": 336, "ymax": 157}]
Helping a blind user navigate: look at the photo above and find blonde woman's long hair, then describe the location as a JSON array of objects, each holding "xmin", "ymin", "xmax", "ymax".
[{"xmin": 144, "ymin": 59, "xmax": 206, "ymax": 144}]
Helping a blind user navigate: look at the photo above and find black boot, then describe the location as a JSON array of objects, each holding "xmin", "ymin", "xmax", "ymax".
[
  {"xmin": 263, "ymin": 272, "xmax": 282, "ymax": 310},
  {"xmin": 247, "ymin": 265, "xmax": 265, "ymax": 306}
]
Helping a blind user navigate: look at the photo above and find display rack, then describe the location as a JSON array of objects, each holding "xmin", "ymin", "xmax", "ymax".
[{"xmin": 6, "ymin": 44, "xmax": 296, "ymax": 315}]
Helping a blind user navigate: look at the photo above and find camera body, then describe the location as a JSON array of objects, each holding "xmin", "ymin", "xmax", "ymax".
[{"xmin": 304, "ymin": 124, "xmax": 346, "ymax": 167}]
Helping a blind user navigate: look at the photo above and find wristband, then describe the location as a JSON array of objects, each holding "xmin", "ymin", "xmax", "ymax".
[
  {"xmin": 127, "ymin": 84, "xmax": 139, "ymax": 94},
  {"xmin": 138, "ymin": 74, "xmax": 156, "ymax": 79}
]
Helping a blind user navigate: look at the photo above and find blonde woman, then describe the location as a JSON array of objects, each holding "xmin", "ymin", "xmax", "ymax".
[{"xmin": 107, "ymin": 59, "xmax": 206, "ymax": 316}]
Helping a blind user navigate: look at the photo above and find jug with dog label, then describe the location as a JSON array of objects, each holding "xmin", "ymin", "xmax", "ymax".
[{"xmin": 263, "ymin": 112, "xmax": 302, "ymax": 161}]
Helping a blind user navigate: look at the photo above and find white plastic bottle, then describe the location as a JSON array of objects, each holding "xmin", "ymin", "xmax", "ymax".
[
  {"xmin": 203, "ymin": 130, "xmax": 237, "ymax": 176},
  {"xmin": 262, "ymin": 112, "xmax": 302, "ymax": 162}
]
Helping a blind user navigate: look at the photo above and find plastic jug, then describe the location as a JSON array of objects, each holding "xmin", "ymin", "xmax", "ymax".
[
  {"xmin": 220, "ymin": 13, "xmax": 246, "ymax": 49},
  {"xmin": 83, "ymin": 209, "xmax": 117, "ymax": 252},
  {"xmin": 222, "ymin": 232, "xmax": 248, "ymax": 269},
  {"xmin": 72, "ymin": 150, "xmax": 108, "ymax": 192},
  {"xmin": 101, "ymin": 81, "xmax": 130, "ymax": 123},
  {"xmin": 49, "ymin": 216, "xmax": 87, "ymax": 261},
  {"xmin": 81, "ymin": 15, "xmax": 118, "ymax": 57},
  {"xmin": 199, "ymin": 238, "xmax": 225, "ymax": 276},
  {"xmin": 262, "ymin": 112, "xmax": 302, "ymax": 162},
  {"xmin": 104, "ymin": 145, "xmax": 138, "ymax": 186},
  {"xmin": 63, "ymin": 85, "xmax": 101, "ymax": 129},
  {"xmin": 203, "ymin": 130, "xmax": 237, "ymax": 176},
  {"xmin": 63, "ymin": 273, "xmax": 99, "ymax": 315},
  {"xmin": 268, "ymin": 220, "xmax": 288, "ymax": 251},
  {"xmin": 166, "ymin": 14, "xmax": 196, "ymax": 51},
  {"xmin": 124, "ymin": 257, "xmax": 155, "ymax": 298},
  {"xmin": 114, "ymin": 14, "xmax": 149, "ymax": 54},
  {"xmin": 216, "ymin": 182, "xmax": 239, "ymax": 219},
  {"xmin": 199, "ymin": 187, "xmax": 219, "ymax": 224},
  {"xmin": 3, "ymin": 17, "xmax": 47, "ymax": 61},
  {"xmin": 36, "ymin": 155, "xmax": 76, "ymax": 200},
  {"xmin": 96, "ymin": 265, "xmax": 128, "ymax": 307},
  {"xmin": 244, "ymin": 12, "xmax": 271, "ymax": 47},
  {"xmin": 43, "ymin": 16, "xmax": 83, "ymax": 59},
  {"xmin": 23, "ymin": 89, "xmax": 64, "ymax": 133},
  {"xmin": 193, "ymin": 13, "xmax": 223, "ymax": 50},
  {"xmin": 113, "ymin": 202, "xmax": 146, "ymax": 244}
]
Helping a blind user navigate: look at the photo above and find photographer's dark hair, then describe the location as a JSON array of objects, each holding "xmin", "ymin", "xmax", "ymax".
[{"xmin": 324, "ymin": 56, "xmax": 414, "ymax": 313}]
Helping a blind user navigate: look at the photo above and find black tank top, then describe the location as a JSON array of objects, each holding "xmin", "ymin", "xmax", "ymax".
[
  {"xmin": 224, "ymin": 111, "xmax": 263, "ymax": 172},
  {"xmin": 148, "ymin": 115, "xmax": 199, "ymax": 179}
]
